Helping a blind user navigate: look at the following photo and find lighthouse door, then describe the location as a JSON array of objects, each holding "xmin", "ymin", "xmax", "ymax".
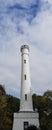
[{"xmin": 24, "ymin": 122, "xmax": 28, "ymax": 130}]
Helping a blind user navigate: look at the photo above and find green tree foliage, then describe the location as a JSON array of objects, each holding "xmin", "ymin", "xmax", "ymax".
[
  {"xmin": 0, "ymin": 84, "xmax": 20, "ymax": 130},
  {"xmin": 27, "ymin": 125, "xmax": 39, "ymax": 130},
  {"xmin": 32, "ymin": 91, "xmax": 52, "ymax": 130},
  {"xmin": 0, "ymin": 84, "xmax": 52, "ymax": 130},
  {"xmin": 32, "ymin": 94, "xmax": 37, "ymax": 110},
  {"xmin": 0, "ymin": 84, "xmax": 6, "ymax": 96},
  {"xmin": 44, "ymin": 90, "xmax": 52, "ymax": 98}
]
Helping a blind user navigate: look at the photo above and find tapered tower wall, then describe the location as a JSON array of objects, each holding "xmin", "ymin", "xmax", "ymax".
[
  {"xmin": 13, "ymin": 45, "xmax": 40, "ymax": 130},
  {"xmin": 20, "ymin": 45, "xmax": 33, "ymax": 111}
]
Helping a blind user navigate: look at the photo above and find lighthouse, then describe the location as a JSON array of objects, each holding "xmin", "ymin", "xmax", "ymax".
[
  {"xmin": 20, "ymin": 45, "xmax": 33, "ymax": 111},
  {"xmin": 13, "ymin": 45, "xmax": 39, "ymax": 130}
]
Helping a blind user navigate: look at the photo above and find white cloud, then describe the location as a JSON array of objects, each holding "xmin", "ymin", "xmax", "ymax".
[
  {"xmin": 0, "ymin": 0, "xmax": 52, "ymax": 97},
  {"xmin": 43, "ymin": 0, "xmax": 52, "ymax": 4},
  {"xmin": 0, "ymin": 0, "xmax": 37, "ymax": 9},
  {"xmin": 18, "ymin": 10, "xmax": 52, "ymax": 53},
  {"xmin": 15, "ymin": 0, "xmax": 37, "ymax": 8},
  {"xmin": 16, "ymin": 1, "xmax": 52, "ymax": 95}
]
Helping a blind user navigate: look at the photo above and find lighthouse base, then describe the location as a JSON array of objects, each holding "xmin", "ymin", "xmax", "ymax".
[{"xmin": 13, "ymin": 111, "xmax": 39, "ymax": 130}]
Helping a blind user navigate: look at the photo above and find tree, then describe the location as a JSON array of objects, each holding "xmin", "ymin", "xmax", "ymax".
[
  {"xmin": 32, "ymin": 91, "xmax": 52, "ymax": 130},
  {"xmin": 0, "ymin": 84, "xmax": 6, "ymax": 96},
  {"xmin": 44, "ymin": 90, "xmax": 52, "ymax": 99},
  {"xmin": 27, "ymin": 125, "xmax": 39, "ymax": 130}
]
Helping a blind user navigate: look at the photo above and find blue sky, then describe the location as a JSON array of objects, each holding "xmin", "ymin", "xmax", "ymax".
[{"xmin": 0, "ymin": 0, "xmax": 52, "ymax": 97}]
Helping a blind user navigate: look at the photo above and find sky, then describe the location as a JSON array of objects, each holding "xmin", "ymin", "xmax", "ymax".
[{"xmin": 0, "ymin": 0, "xmax": 52, "ymax": 97}]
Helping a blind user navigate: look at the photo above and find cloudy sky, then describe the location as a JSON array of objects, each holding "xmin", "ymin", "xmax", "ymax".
[{"xmin": 0, "ymin": 0, "xmax": 52, "ymax": 97}]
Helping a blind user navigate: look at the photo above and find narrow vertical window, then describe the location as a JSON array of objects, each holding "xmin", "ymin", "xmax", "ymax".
[
  {"xmin": 24, "ymin": 74, "xmax": 26, "ymax": 80},
  {"xmin": 24, "ymin": 60, "xmax": 26, "ymax": 64},
  {"xmin": 24, "ymin": 122, "xmax": 28, "ymax": 130},
  {"xmin": 25, "ymin": 94, "xmax": 27, "ymax": 101}
]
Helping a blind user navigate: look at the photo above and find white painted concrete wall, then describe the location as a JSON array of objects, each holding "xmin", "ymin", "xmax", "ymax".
[
  {"xmin": 13, "ymin": 112, "xmax": 39, "ymax": 130},
  {"xmin": 20, "ymin": 45, "xmax": 33, "ymax": 111},
  {"xmin": 13, "ymin": 45, "xmax": 40, "ymax": 130}
]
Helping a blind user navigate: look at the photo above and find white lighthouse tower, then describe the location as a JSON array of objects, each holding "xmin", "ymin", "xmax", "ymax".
[
  {"xmin": 13, "ymin": 45, "xmax": 39, "ymax": 130},
  {"xmin": 20, "ymin": 45, "xmax": 33, "ymax": 112}
]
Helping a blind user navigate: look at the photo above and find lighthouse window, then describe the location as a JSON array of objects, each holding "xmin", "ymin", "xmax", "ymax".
[
  {"xmin": 24, "ymin": 60, "xmax": 26, "ymax": 63},
  {"xmin": 24, "ymin": 122, "xmax": 28, "ymax": 130},
  {"xmin": 25, "ymin": 94, "xmax": 27, "ymax": 101},
  {"xmin": 24, "ymin": 74, "xmax": 26, "ymax": 80}
]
